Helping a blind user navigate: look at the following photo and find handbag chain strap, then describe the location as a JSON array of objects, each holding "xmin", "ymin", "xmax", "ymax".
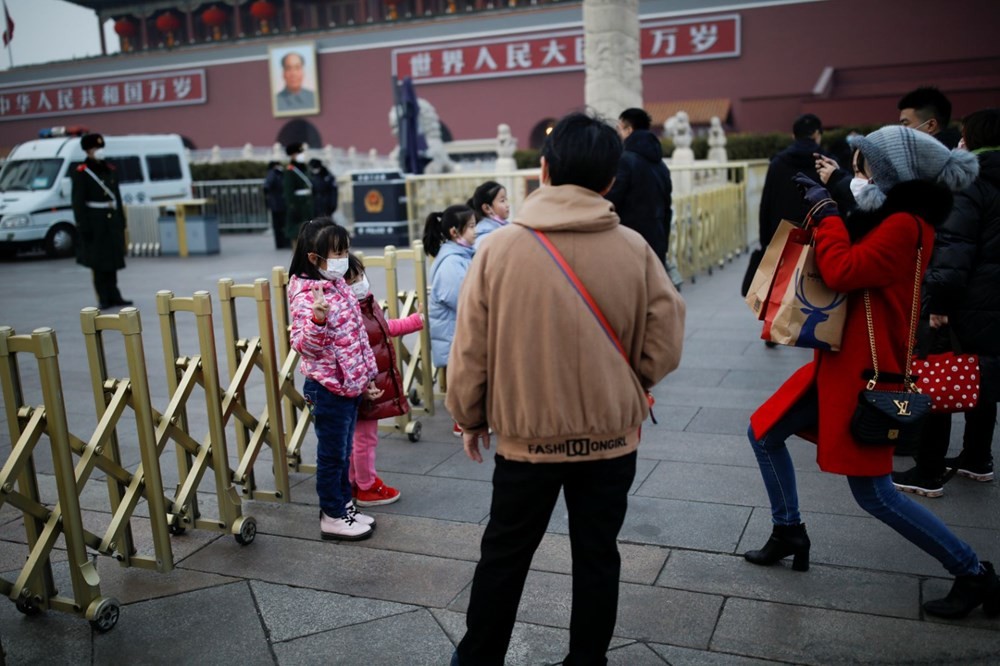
[{"xmin": 863, "ymin": 217, "xmax": 923, "ymax": 392}]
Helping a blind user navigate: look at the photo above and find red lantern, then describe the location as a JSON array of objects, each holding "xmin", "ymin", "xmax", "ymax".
[
  {"xmin": 250, "ymin": 0, "xmax": 277, "ymax": 34},
  {"xmin": 155, "ymin": 12, "xmax": 182, "ymax": 47},
  {"xmin": 114, "ymin": 18, "xmax": 136, "ymax": 52},
  {"xmin": 201, "ymin": 5, "xmax": 227, "ymax": 41}
]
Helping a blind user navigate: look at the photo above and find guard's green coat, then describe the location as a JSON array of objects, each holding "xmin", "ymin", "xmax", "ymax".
[
  {"xmin": 71, "ymin": 158, "xmax": 126, "ymax": 271},
  {"xmin": 283, "ymin": 163, "xmax": 315, "ymax": 243}
]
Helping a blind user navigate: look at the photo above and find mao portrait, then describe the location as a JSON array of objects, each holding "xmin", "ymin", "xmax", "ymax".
[{"xmin": 269, "ymin": 43, "xmax": 320, "ymax": 117}]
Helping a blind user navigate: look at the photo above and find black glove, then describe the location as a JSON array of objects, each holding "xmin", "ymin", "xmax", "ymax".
[{"xmin": 792, "ymin": 172, "xmax": 838, "ymax": 222}]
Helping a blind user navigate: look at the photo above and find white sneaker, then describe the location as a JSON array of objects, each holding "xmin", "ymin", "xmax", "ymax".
[
  {"xmin": 320, "ymin": 511, "xmax": 373, "ymax": 541},
  {"xmin": 345, "ymin": 501, "xmax": 377, "ymax": 528}
]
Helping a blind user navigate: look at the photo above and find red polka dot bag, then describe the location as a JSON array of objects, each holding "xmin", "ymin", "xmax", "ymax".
[{"xmin": 910, "ymin": 352, "xmax": 980, "ymax": 413}]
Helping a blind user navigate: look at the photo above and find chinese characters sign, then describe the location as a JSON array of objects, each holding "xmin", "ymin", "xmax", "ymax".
[
  {"xmin": 393, "ymin": 14, "xmax": 740, "ymax": 84},
  {"xmin": 0, "ymin": 69, "xmax": 206, "ymax": 122}
]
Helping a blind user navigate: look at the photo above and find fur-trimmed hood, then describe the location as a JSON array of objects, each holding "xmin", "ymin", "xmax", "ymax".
[{"xmin": 845, "ymin": 179, "xmax": 953, "ymax": 241}]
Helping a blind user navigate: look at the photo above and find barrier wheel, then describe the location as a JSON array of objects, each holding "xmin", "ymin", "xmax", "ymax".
[
  {"xmin": 86, "ymin": 597, "xmax": 120, "ymax": 633},
  {"xmin": 15, "ymin": 596, "xmax": 41, "ymax": 616},
  {"xmin": 169, "ymin": 519, "xmax": 186, "ymax": 536},
  {"xmin": 408, "ymin": 388, "xmax": 422, "ymax": 406},
  {"xmin": 406, "ymin": 421, "xmax": 422, "ymax": 443},
  {"xmin": 234, "ymin": 516, "xmax": 257, "ymax": 545}
]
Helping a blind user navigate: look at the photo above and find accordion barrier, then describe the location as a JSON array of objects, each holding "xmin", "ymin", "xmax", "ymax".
[{"xmin": 0, "ymin": 242, "xmax": 435, "ymax": 631}]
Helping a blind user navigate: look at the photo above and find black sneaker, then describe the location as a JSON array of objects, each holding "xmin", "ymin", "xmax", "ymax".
[
  {"xmin": 892, "ymin": 467, "xmax": 944, "ymax": 498},
  {"xmin": 944, "ymin": 456, "xmax": 994, "ymax": 482}
]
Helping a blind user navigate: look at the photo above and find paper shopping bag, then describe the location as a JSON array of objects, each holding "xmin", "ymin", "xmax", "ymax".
[
  {"xmin": 760, "ymin": 230, "xmax": 847, "ymax": 351},
  {"xmin": 745, "ymin": 220, "xmax": 798, "ymax": 320}
]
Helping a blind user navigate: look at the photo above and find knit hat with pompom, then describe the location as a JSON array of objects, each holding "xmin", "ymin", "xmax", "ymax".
[{"xmin": 848, "ymin": 126, "xmax": 979, "ymax": 211}]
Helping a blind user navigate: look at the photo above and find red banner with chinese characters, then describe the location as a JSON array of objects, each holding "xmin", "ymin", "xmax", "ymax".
[
  {"xmin": 0, "ymin": 69, "xmax": 207, "ymax": 122},
  {"xmin": 392, "ymin": 14, "xmax": 740, "ymax": 84}
]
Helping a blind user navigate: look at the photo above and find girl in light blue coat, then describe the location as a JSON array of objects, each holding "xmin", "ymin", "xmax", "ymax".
[
  {"xmin": 424, "ymin": 204, "xmax": 477, "ymax": 436},
  {"xmin": 469, "ymin": 180, "xmax": 511, "ymax": 250}
]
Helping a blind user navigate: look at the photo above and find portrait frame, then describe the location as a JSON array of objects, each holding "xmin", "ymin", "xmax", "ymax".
[{"xmin": 269, "ymin": 42, "xmax": 320, "ymax": 118}]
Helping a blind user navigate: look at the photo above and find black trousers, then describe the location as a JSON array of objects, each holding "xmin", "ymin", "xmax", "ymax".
[
  {"xmin": 456, "ymin": 451, "xmax": 637, "ymax": 666},
  {"xmin": 271, "ymin": 210, "xmax": 290, "ymax": 249},
  {"xmin": 917, "ymin": 404, "xmax": 998, "ymax": 477},
  {"xmin": 92, "ymin": 269, "xmax": 123, "ymax": 307}
]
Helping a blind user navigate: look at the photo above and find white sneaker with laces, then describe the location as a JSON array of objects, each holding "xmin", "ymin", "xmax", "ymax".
[
  {"xmin": 345, "ymin": 501, "xmax": 377, "ymax": 528},
  {"xmin": 320, "ymin": 511, "xmax": 373, "ymax": 541}
]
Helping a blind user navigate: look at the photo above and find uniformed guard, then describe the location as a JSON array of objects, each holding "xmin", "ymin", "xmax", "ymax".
[
  {"xmin": 72, "ymin": 133, "xmax": 131, "ymax": 309},
  {"xmin": 283, "ymin": 142, "xmax": 315, "ymax": 248}
]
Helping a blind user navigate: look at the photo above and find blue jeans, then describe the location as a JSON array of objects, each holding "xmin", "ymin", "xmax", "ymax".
[
  {"xmin": 748, "ymin": 391, "xmax": 981, "ymax": 576},
  {"xmin": 304, "ymin": 378, "xmax": 361, "ymax": 519}
]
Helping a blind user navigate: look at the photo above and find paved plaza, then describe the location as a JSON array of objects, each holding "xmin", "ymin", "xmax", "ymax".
[{"xmin": 1, "ymin": 233, "xmax": 998, "ymax": 665}]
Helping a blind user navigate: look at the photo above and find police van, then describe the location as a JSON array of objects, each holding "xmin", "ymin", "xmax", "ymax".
[{"xmin": 0, "ymin": 130, "xmax": 193, "ymax": 257}]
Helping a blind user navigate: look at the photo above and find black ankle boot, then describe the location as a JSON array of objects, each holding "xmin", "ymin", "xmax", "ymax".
[
  {"xmin": 924, "ymin": 561, "xmax": 1000, "ymax": 619},
  {"xmin": 744, "ymin": 523, "xmax": 810, "ymax": 572}
]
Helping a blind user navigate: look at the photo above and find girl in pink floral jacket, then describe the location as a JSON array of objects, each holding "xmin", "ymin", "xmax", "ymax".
[{"xmin": 288, "ymin": 220, "xmax": 380, "ymax": 542}]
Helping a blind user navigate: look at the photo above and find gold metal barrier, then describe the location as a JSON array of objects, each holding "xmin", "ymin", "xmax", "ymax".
[
  {"xmin": 154, "ymin": 290, "xmax": 256, "ymax": 543},
  {"xmin": 270, "ymin": 267, "xmax": 316, "ymax": 475},
  {"xmin": 217, "ymin": 277, "xmax": 289, "ymax": 501},
  {"xmin": 0, "ymin": 325, "xmax": 116, "ymax": 630}
]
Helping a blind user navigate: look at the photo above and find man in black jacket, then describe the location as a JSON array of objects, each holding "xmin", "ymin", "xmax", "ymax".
[
  {"xmin": 308, "ymin": 158, "xmax": 339, "ymax": 218},
  {"xmin": 898, "ymin": 87, "xmax": 962, "ymax": 149},
  {"xmin": 758, "ymin": 113, "xmax": 829, "ymax": 248},
  {"xmin": 606, "ymin": 108, "xmax": 676, "ymax": 285},
  {"xmin": 264, "ymin": 160, "xmax": 289, "ymax": 249}
]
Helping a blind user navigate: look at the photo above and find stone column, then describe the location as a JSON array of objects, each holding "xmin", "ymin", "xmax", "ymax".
[{"xmin": 583, "ymin": 0, "xmax": 642, "ymax": 122}]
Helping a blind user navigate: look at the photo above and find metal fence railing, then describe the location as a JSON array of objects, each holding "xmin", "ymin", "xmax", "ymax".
[
  {"xmin": 191, "ymin": 160, "xmax": 768, "ymax": 282},
  {"xmin": 192, "ymin": 180, "xmax": 270, "ymax": 232}
]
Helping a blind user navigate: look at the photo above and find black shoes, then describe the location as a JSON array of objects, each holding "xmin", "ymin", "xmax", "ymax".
[
  {"xmin": 944, "ymin": 455, "xmax": 994, "ymax": 482},
  {"xmin": 98, "ymin": 299, "xmax": 133, "ymax": 310},
  {"xmin": 924, "ymin": 561, "xmax": 1000, "ymax": 619},
  {"xmin": 744, "ymin": 523, "xmax": 810, "ymax": 571},
  {"xmin": 892, "ymin": 467, "xmax": 945, "ymax": 498}
]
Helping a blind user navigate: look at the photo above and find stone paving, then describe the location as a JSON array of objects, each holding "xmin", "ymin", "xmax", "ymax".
[{"xmin": 1, "ymin": 233, "xmax": 998, "ymax": 665}]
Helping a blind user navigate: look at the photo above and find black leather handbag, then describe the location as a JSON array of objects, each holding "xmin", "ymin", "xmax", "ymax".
[{"xmin": 850, "ymin": 220, "xmax": 931, "ymax": 447}]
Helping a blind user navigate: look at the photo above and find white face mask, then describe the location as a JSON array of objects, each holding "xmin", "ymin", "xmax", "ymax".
[
  {"xmin": 92, "ymin": 148, "xmax": 106, "ymax": 161},
  {"xmin": 319, "ymin": 256, "xmax": 349, "ymax": 280},
  {"xmin": 849, "ymin": 177, "xmax": 870, "ymax": 198},
  {"xmin": 351, "ymin": 275, "xmax": 370, "ymax": 300},
  {"xmin": 295, "ymin": 153, "xmax": 307, "ymax": 164}
]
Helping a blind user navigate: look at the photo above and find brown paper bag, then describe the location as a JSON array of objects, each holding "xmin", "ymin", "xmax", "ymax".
[
  {"xmin": 745, "ymin": 220, "xmax": 798, "ymax": 320},
  {"xmin": 760, "ymin": 233, "xmax": 847, "ymax": 351}
]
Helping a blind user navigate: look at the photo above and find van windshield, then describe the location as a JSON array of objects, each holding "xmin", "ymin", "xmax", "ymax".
[{"xmin": 0, "ymin": 159, "xmax": 64, "ymax": 192}]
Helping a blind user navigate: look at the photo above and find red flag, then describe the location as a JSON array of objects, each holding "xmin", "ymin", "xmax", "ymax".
[{"xmin": 2, "ymin": 5, "xmax": 13, "ymax": 47}]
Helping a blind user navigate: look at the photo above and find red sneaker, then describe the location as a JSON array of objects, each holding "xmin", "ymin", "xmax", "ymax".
[
  {"xmin": 453, "ymin": 422, "xmax": 463, "ymax": 437},
  {"xmin": 356, "ymin": 478, "xmax": 401, "ymax": 507}
]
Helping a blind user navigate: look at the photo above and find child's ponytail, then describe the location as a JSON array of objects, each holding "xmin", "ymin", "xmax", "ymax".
[{"xmin": 423, "ymin": 211, "xmax": 445, "ymax": 258}]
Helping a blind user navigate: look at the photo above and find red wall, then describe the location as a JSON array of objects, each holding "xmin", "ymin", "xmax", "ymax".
[{"xmin": 1, "ymin": 0, "xmax": 998, "ymax": 152}]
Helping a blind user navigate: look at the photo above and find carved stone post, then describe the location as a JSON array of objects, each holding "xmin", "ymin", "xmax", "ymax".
[{"xmin": 583, "ymin": 0, "xmax": 642, "ymax": 122}]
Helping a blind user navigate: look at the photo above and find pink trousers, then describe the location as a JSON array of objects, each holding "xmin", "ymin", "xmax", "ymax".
[{"xmin": 349, "ymin": 418, "xmax": 379, "ymax": 490}]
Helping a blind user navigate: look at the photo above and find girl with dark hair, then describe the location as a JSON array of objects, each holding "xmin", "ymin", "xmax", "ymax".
[
  {"xmin": 344, "ymin": 254, "xmax": 424, "ymax": 507},
  {"xmin": 423, "ymin": 204, "xmax": 476, "ymax": 436},
  {"xmin": 467, "ymin": 180, "xmax": 511, "ymax": 250},
  {"xmin": 287, "ymin": 219, "xmax": 380, "ymax": 541}
]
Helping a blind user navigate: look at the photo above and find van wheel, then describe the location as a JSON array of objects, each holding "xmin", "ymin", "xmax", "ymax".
[{"xmin": 45, "ymin": 223, "xmax": 76, "ymax": 258}]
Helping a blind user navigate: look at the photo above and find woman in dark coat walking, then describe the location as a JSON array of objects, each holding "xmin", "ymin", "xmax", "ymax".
[
  {"xmin": 894, "ymin": 108, "xmax": 1000, "ymax": 494},
  {"xmin": 744, "ymin": 125, "xmax": 999, "ymax": 620}
]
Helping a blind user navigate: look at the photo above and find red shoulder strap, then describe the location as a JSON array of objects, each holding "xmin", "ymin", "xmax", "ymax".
[{"xmin": 526, "ymin": 228, "xmax": 627, "ymax": 360}]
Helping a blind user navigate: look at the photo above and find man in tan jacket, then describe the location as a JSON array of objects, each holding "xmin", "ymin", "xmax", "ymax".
[{"xmin": 447, "ymin": 112, "xmax": 685, "ymax": 665}]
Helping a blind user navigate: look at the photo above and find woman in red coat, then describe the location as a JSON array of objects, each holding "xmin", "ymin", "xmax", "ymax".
[{"xmin": 744, "ymin": 125, "xmax": 999, "ymax": 620}]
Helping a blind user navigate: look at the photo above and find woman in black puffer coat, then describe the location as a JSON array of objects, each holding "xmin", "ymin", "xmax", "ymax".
[{"xmin": 895, "ymin": 108, "xmax": 1000, "ymax": 493}]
